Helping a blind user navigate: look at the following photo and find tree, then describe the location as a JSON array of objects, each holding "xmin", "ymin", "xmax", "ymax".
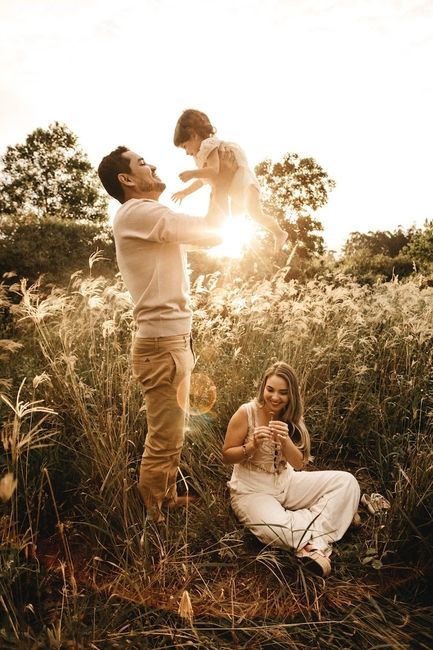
[
  {"xmin": 342, "ymin": 228, "xmax": 410, "ymax": 258},
  {"xmin": 0, "ymin": 122, "xmax": 108, "ymax": 222},
  {"xmin": 403, "ymin": 220, "xmax": 433, "ymax": 274},
  {"xmin": 255, "ymin": 153, "xmax": 336, "ymax": 257},
  {"xmin": 339, "ymin": 228, "xmax": 414, "ymax": 283}
]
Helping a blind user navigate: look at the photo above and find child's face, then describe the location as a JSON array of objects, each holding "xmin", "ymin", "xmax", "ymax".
[{"xmin": 180, "ymin": 133, "xmax": 202, "ymax": 156}]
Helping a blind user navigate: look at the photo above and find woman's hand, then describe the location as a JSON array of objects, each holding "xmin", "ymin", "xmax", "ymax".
[
  {"xmin": 269, "ymin": 420, "xmax": 304, "ymax": 469},
  {"xmin": 269, "ymin": 420, "xmax": 289, "ymax": 445},
  {"xmin": 252, "ymin": 426, "xmax": 272, "ymax": 448}
]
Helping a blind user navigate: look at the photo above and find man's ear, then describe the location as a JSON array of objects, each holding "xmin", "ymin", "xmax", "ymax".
[{"xmin": 118, "ymin": 172, "xmax": 133, "ymax": 186}]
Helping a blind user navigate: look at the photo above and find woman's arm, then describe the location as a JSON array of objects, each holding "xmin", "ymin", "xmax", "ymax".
[
  {"xmin": 222, "ymin": 408, "xmax": 251, "ymax": 465},
  {"xmin": 222, "ymin": 408, "xmax": 273, "ymax": 465},
  {"xmin": 270, "ymin": 421, "xmax": 305, "ymax": 470}
]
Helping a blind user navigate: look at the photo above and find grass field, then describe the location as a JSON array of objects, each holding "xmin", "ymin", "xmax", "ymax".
[{"xmin": 1, "ymin": 267, "xmax": 432, "ymax": 649}]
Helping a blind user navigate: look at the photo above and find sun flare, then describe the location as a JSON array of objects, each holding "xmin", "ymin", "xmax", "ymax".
[{"xmin": 208, "ymin": 215, "xmax": 258, "ymax": 259}]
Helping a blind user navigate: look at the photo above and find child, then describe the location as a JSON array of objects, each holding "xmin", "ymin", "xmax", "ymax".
[{"xmin": 172, "ymin": 109, "xmax": 288, "ymax": 252}]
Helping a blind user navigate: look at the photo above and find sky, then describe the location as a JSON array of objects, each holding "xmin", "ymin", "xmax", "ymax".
[{"xmin": 0, "ymin": 0, "xmax": 432, "ymax": 251}]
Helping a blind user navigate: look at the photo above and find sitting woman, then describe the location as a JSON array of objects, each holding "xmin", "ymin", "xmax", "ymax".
[{"xmin": 222, "ymin": 361, "xmax": 360, "ymax": 577}]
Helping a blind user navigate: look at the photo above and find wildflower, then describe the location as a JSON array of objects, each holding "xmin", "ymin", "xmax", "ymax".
[
  {"xmin": 178, "ymin": 589, "xmax": 194, "ymax": 622},
  {"xmin": 32, "ymin": 372, "xmax": 52, "ymax": 389}
]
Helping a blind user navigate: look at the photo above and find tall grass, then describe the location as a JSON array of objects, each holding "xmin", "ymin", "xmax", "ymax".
[{"xmin": 1, "ymin": 267, "xmax": 432, "ymax": 648}]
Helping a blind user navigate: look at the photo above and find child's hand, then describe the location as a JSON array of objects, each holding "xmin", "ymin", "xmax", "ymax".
[
  {"xmin": 171, "ymin": 190, "xmax": 187, "ymax": 204},
  {"xmin": 179, "ymin": 170, "xmax": 195, "ymax": 183}
]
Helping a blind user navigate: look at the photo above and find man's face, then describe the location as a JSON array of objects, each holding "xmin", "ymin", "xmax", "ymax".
[{"xmin": 122, "ymin": 151, "xmax": 166, "ymax": 194}]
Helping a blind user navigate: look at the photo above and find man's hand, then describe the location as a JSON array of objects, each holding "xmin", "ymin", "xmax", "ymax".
[{"xmin": 218, "ymin": 144, "xmax": 238, "ymax": 186}]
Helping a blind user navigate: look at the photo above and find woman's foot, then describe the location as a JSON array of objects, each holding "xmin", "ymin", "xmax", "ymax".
[
  {"xmin": 361, "ymin": 493, "xmax": 391, "ymax": 515},
  {"xmin": 351, "ymin": 511, "xmax": 362, "ymax": 527},
  {"xmin": 296, "ymin": 546, "xmax": 331, "ymax": 578}
]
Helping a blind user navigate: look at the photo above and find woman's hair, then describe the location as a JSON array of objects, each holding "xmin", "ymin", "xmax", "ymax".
[
  {"xmin": 97, "ymin": 146, "xmax": 130, "ymax": 203},
  {"xmin": 173, "ymin": 109, "xmax": 216, "ymax": 146},
  {"xmin": 256, "ymin": 361, "xmax": 311, "ymax": 461}
]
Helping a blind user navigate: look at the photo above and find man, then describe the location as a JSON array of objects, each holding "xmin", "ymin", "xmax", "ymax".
[{"xmin": 97, "ymin": 146, "xmax": 227, "ymax": 522}]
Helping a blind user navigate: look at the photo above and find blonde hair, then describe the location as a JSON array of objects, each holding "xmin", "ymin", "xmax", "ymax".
[{"xmin": 256, "ymin": 361, "xmax": 311, "ymax": 461}]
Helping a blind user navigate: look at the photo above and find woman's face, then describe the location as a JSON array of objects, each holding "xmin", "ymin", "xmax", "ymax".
[{"xmin": 263, "ymin": 374, "xmax": 289, "ymax": 416}]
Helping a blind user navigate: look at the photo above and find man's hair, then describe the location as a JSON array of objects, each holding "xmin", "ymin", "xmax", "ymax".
[{"xmin": 97, "ymin": 146, "xmax": 130, "ymax": 203}]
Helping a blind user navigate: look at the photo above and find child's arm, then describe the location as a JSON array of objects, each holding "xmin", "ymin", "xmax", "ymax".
[
  {"xmin": 171, "ymin": 179, "xmax": 204, "ymax": 204},
  {"xmin": 179, "ymin": 148, "xmax": 220, "ymax": 183}
]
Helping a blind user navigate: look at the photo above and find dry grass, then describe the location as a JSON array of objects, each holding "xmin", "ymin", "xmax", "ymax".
[{"xmin": 1, "ymin": 267, "xmax": 433, "ymax": 647}]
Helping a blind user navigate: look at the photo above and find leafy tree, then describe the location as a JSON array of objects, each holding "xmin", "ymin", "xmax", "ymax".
[
  {"xmin": 256, "ymin": 153, "xmax": 336, "ymax": 215},
  {"xmin": 338, "ymin": 251, "xmax": 414, "ymax": 284},
  {"xmin": 188, "ymin": 152, "xmax": 337, "ymax": 286},
  {"xmin": 342, "ymin": 228, "xmax": 410, "ymax": 258},
  {"xmin": 403, "ymin": 219, "xmax": 433, "ymax": 274},
  {"xmin": 255, "ymin": 152, "xmax": 336, "ymax": 257},
  {"xmin": 0, "ymin": 122, "xmax": 108, "ymax": 222},
  {"xmin": 339, "ymin": 228, "xmax": 414, "ymax": 284}
]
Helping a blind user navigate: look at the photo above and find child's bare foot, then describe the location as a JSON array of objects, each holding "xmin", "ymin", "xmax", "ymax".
[{"xmin": 274, "ymin": 229, "xmax": 288, "ymax": 253}]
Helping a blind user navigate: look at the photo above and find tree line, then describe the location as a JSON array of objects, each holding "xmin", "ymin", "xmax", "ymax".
[{"xmin": 0, "ymin": 122, "xmax": 431, "ymax": 286}]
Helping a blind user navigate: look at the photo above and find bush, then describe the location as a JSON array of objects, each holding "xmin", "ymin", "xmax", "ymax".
[{"xmin": 0, "ymin": 217, "xmax": 116, "ymax": 285}]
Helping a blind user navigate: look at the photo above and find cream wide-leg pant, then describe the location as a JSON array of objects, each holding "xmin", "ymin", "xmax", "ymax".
[{"xmin": 229, "ymin": 464, "xmax": 360, "ymax": 556}]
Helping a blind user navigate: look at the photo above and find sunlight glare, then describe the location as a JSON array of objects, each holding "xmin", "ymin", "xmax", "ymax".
[{"xmin": 208, "ymin": 215, "xmax": 258, "ymax": 258}]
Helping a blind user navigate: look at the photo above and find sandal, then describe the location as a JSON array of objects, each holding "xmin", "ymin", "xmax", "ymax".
[
  {"xmin": 296, "ymin": 546, "xmax": 331, "ymax": 578},
  {"xmin": 361, "ymin": 493, "xmax": 391, "ymax": 515}
]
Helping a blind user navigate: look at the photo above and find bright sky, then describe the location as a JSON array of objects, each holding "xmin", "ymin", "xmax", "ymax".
[{"xmin": 1, "ymin": 0, "xmax": 432, "ymax": 251}]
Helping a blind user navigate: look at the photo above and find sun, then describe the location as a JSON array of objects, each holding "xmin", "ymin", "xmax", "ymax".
[{"xmin": 208, "ymin": 215, "xmax": 258, "ymax": 258}]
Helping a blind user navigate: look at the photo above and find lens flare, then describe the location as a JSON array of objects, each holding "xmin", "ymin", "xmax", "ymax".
[
  {"xmin": 177, "ymin": 372, "xmax": 217, "ymax": 415},
  {"xmin": 208, "ymin": 215, "xmax": 258, "ymax": 258}
]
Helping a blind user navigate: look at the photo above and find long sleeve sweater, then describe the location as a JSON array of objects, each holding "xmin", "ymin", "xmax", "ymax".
[{"xmin": 113, "ymin": 198, "xmax": 220, "ymax": 338}]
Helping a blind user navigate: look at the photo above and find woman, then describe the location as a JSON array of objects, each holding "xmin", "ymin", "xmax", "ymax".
[{"xmin": 222, "ymin": 362, "xmax": 360, "ymax": 577}]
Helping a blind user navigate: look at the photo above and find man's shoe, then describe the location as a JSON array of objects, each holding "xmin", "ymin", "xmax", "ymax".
[{"xmin": 168, "ymin": 495, "xmax": 199, "ymax": 509}]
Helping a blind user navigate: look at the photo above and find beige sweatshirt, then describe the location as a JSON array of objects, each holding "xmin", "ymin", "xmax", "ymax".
[{"xmin": 113, "ymin": 198, "xmax": 219, "ymax": 337}]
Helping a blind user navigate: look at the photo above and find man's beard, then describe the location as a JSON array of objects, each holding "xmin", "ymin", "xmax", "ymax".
[
  {"xmin": 142, "ymin": 179, "xmax": 166, "ymax": 193},
  {"xmin": 153, "ymin": 180, "xmax": 166, "ymax": 193}
]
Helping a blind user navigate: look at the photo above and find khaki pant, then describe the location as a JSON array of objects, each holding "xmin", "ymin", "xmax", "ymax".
[{"xmin": 132, "ymin": 333, "xmax": 195, "ymax": 521}]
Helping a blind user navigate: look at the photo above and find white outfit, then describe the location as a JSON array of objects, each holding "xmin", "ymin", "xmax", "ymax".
[
  {"xmin": 195, "ymin": 136, "xmax": 260, "ymax": 216},
  {"xmin": 228, "ymin": 401, "xmax": 360, "ymax": 556}
]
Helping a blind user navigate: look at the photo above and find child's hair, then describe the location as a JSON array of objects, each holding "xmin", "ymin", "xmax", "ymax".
[
  {"xmin": 173, "ymin": 109, "xmax": 216, "ymax": 146},
  {"xmin": 256, "ymin": 361, "xmax": 311, "ymax": 462}
]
